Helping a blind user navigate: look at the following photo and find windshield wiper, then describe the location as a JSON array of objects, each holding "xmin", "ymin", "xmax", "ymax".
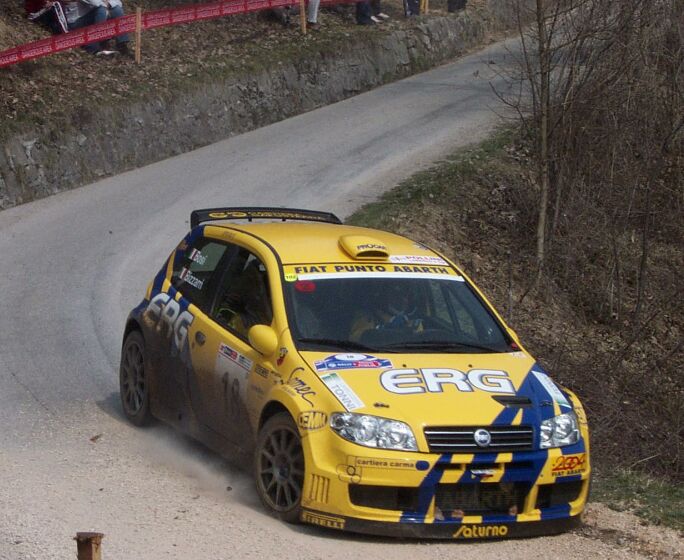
[
  {"xmin": 297, "ymin": 337, "xmax": 379, "ymax": 352},
  {"xmin": 380, "ymin": 340, "xmax": 505, "ymax": 353}
]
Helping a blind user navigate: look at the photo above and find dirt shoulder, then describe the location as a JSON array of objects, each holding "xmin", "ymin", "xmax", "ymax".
[{"xmin": 580, "ymin": 503, "xmax": 682, "ymax": 558}]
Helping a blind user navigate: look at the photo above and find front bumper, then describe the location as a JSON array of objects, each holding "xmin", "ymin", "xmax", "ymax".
[{"xmin": 299, "ymin": 432, "xmax": 590, "ymax": 539}]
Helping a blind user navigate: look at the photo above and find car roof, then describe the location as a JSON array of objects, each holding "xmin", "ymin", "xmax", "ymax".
[{"xmin": 207, "ymin": 221, "xmax": 444, "ymax": 266}]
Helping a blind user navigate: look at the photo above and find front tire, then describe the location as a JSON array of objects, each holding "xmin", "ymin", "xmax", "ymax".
[
  {"xmin": 119, "ymin": 330, "xmax": 153, "ymax": 426},
  {"xmin": 254, "ymin": 412, "xmax": 305, "ymax": 523}
]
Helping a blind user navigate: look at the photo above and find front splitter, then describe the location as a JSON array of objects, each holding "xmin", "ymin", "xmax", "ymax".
[{"xmin": 301, "ymin": 509, "xmax": 582, "ymax": 539}]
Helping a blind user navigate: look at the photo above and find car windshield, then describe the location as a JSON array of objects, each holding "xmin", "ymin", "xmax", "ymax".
[{"xmin": 285, "ymin": 273, "xmax": 512, "ymax": 353}]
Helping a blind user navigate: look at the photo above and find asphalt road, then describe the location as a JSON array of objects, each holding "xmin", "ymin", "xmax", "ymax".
[{"xmin": 0, "ymin": 38, "xmax": 679, "ymax": 560}]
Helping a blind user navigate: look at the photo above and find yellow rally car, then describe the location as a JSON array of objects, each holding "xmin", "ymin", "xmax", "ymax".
[{"xmin": 119, "ymin": 207, "xmax": 590, "ymax": 539}]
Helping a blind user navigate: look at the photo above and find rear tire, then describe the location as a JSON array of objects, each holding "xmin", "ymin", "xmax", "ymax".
[
  {"xmin": 119, "ymin": 330, "xmax": 153, "ymax": 426},
  {"xmin": 254, "ymin": 412, "xmax": 305, "ymax": 523}
]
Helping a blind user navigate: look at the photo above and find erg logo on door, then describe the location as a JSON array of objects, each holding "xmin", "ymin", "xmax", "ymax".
[
  {"xmin": 145, "ymin": 292, "xmax": 194, "ymax": 349},
  {"xmin": 380, "ymin": 368, "xmax": 516, "ymax": 395}
]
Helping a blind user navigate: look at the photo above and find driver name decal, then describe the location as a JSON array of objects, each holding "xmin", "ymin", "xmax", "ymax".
[
  {"xmin": 380, "ymin": 368, "xmax": 516, "ymax": 395},
  {"xmin": 179, "ymin": 267, "xmax": 204, "ymax": 290},
  {"xmin": 188, "ymin": 248, "xmax": 207, "ymax": 265}
]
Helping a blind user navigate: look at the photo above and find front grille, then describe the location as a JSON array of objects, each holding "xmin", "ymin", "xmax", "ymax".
[
  {"xmin": 424, "ymin": 425, "xmax": 534, "ymax": 453},
  {"xmin": 436, "ymin": 482, "xmax": 528, "ymax": 515},
  {"xmin": 348, "ymin": 482, "xmax": 529, "ymax": 515}
]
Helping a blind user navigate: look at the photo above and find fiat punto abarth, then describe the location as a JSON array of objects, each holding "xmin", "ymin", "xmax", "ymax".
[{"xmin": 119, "ymin": 207, "xmax": 590, "ymax": 539}]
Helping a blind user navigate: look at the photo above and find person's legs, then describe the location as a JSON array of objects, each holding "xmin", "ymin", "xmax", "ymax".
[
  {"xmin": 307, "ymin": 0, "xmax": 320, "ymax": 24},
  {"xmin": 356, "ymin": 0, "xmax": 373, "ymax": 24},
  {"xmin": 404, "ymin": 0, "xmax": 420, "ymax": 16},
  {"xmin": 71, "ymin": 7, "xmax": 108, "ymax": 53},
  {"xmin": 107, "ymin": 5, "xmax": 130, "ymax": 45},
  {"xmin": 369, "ymin": 0, "xmax": 388, "ymax": 22}
]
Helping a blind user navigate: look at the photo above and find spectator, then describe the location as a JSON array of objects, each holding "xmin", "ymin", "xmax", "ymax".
[
  {"xmin": 26, "ymin": 0, "xmax": 68, "ymax": 34},
  {"xmin": 62, "ymin": 0, "xmax": 130, "ymax": 56},
  {"xmin": 307, "ymin": 0, "xmax": 320, "ymax": 30},
  {"xmin": 370, "ymin": 0, "xmax": 389, "ymax": 23},
  {"xmin": 355, "ymin": 1, "xmax": 373, "ymax": 25},
  {"xmin": 357, "ymin": 0, "xmax": 388, "ymax": 25},
  {"xmin": 403, "ymin": 0, "xmax": 420, "ymax": 17}
]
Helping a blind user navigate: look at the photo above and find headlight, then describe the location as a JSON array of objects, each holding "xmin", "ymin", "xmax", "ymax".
[
  {"xmin": 540, "ymin": 412, "xmax": 580, "ymax": 448},
  {"xmin": 330, "ymin": 413, "xmax": 418, "ymax": 451}
]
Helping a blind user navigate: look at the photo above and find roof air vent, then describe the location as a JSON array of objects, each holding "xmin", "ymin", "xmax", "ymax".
[{"xmin": 339, "ymin": 235, "xmax": 390, "ymax": 260}]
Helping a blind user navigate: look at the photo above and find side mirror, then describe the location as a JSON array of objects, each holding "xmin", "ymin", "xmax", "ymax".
[{"xmin": 248, "ymin": 324, "xmax": 278, "ymax": 356}]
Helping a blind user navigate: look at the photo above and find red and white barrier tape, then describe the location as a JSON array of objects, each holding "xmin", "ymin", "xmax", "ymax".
[{"xmin": 1, "ymin": 0, "xmax": 350, "ymax": 68}]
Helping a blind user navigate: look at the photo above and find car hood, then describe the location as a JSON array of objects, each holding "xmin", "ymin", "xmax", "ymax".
[{"xmin": 300, "ymin": 351, "xmax": 573, "ymax": 427}]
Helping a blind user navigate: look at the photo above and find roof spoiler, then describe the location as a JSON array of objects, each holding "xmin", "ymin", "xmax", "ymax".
[{"xmin": 190, "ymin": 207, "xmax": 342, "ymax": 228}]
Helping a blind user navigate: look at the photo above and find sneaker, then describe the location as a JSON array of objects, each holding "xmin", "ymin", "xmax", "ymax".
[
  {"xmin": 94, "ymin": 49, "xmax": 118, "ymax": 56},
  {"xmin": 370, "ymin": 15, "xmax": 383, "ymax": 23},
  {"xmin": 307, "ymin": 21, "xmax": 321, "ymax": 31},
  {"xmin": 377, "ymin": 12, "xmax": 390, "ymax": 19}
]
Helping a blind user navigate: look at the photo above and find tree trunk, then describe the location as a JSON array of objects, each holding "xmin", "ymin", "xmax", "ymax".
[{"xmin": 534, "ymin": 0, "xmax": 551, "ymax": 287}]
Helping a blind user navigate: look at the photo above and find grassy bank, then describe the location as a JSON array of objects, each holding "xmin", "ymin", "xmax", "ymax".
[
  {"xmin": 592, "ymin": 469, "xmax": 683, "ymax": 531},
  {"xmin": 346, "ymin": 129, "xmax": 683, "ymax": 530}
]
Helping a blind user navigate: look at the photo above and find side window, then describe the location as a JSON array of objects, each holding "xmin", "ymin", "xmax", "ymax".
[
  {"xmin": 171, "ymin": 238, "xmax": 231, "ymax": 313},
  {"xmin": 211, "ymin": 249, "xmax": 273, "ymax": 339},
  {"xmin": 428, "ymin": 282, "xmax": 452, "ymax": 324},
  {"xmin": 443, "ymin": 284, "xmax": 505, "ymax": 345},
  {"xmin": 427, "ymin": 281, "xmax": 478, "ymax": 339}
]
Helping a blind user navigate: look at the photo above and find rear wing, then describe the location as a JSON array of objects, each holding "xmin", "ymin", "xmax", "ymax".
[{"xmin": 190, "ymin": 207, "xmax": 342, "ymax": 228}]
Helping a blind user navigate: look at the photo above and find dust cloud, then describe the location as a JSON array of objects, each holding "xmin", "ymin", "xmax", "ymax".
[{"xmin": 133, "ymin": 427, "xmax": 254, "ymax": 504}]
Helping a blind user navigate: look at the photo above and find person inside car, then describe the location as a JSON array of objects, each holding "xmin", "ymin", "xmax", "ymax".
[
  {"xmin": 349, "ymin": 282, "xmax": 424, "ymax": 342},
  {"xmin": 216, "ymin": 258, "xmax": 272, "ymax": 336}
]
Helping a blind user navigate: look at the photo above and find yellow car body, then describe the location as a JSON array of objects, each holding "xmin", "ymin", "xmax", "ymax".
[{"xmin": 120, "ymin": 208, "xmax": 590, "ymax": 539}]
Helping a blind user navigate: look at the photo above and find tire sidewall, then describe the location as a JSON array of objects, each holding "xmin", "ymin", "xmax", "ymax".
[
  {"xmin": 254, "ymin": 412, "xmax": 304, "ymax": 524},
  {"xmin": 119, "ymin": 330, "xmax": 153, "ymax": 427}
]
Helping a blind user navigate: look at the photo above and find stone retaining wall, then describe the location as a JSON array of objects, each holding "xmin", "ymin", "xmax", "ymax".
[{"xmin": 0, "ymin": 2, "xmax": 527, "ymax": 209}]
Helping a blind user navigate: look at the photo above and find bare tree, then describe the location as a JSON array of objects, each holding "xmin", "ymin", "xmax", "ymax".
[{"xmin": 500, "ymin": 0, "xmax": 683, "ymax": 477}]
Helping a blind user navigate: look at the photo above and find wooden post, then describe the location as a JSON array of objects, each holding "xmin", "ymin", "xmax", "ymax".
[
  {"xmin": 75, "ymin": 533, "xmax": 104, "ymax": 560},
  {"xmin": 300, "ymin": 0, "xmax": 307, "ymax": 35},
  {"xmin": 135, "ymin": 7, "xmax": 142, "ymax": 64},
  {"xmin": 423, "ymin": 0, "xmax": 429, "ymax": 14}
]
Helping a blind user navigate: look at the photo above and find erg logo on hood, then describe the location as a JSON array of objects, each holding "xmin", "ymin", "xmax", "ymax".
[{"xmin": 380, "ymin": 368, "xmax": 516, "ymax": 395}]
